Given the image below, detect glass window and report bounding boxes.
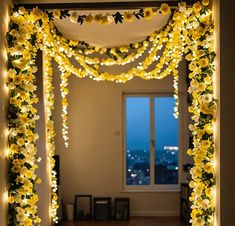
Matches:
[126,97,150,185]
[124,95,179,189]
[154,97,179,184]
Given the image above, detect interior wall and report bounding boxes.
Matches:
[212,0,220,225]
[53,59,189,216]
[35,52,51,226]
[219,1,235,226]
[0,1,11,225]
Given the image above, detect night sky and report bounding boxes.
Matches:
[126,97,178,151]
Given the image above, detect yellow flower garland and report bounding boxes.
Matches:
[7,1,216,225]
[44,53,59,223]
[50,3,170,25]
[8,9,41,225]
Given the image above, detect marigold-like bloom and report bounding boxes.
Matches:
[144,8,154,19]
[124,11,134,22]
[160,3,171,15]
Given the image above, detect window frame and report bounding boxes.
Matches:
[122,92,186,192]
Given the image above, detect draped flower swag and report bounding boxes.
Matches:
[7,0,216,225]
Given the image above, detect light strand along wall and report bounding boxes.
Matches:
[0,1,11,225]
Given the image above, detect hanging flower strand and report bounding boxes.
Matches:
[44,52,59,223]
[59,67,70,148]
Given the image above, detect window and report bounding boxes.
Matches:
[124,95,180,191]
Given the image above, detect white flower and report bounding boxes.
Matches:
[21,105,29,113]
[70,12,77,23]
[189,124,196,131]
[178,2,186,12]
[201,199,210,209]
[192,114,200,122]
[201,94,213,104]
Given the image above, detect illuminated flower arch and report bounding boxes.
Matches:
[7,0,216,225]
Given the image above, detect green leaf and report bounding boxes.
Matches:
[113,12,124,24]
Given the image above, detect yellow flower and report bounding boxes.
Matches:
[124,11,134,22]
[160,3,171,15]
[34,216,41,223]
[187,149,194,156]
[20,114,29,124]
[191,208,200,219]
[18,7,27,15]
[16,213,25,222]
[101,16,110,24]
[198,83,206,92]
[196,26,206,36]
[8,196,14,204]
[94,13,103,22]
[194,167,202,177]
[185,54,193,61]
[23,51,31,60]
[193,1,202,12]
[85,14,93,23]
[202,0,210,6]
[17,138,25,147]
[69,40,78,46]
[12,59,27,70]
[144,8,154,19]
[199,58,209,68]
[204,163,214,173]
[196,184,205,195]
[195,217,204,226]
[201,104,213,115]
[196,50,205,58]
[13,76,22,85]
[53,9,61,19]
[24,218,33,226]
[31,8,42,21]
[189,181,196,189]
[35,178,42,184]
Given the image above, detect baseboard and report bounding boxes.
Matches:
[130,210,180,217]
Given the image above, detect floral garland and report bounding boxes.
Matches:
[42,9,185,145]
[7,0,216,225]
[44,53,59,223]
[185,1,216,225]
[46,3,171,25]
[7,9,42,225]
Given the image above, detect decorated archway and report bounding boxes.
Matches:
[7,0,216,225]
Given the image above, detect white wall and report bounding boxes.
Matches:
[53,60,189,216]
[0,1,11,225]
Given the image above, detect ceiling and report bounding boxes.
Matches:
[15,0,171,47]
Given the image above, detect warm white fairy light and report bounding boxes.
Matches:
[44,52,59,222]
[59,67,70,148]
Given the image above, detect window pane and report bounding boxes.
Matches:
[154,97,179,184]
[126,97,150,185]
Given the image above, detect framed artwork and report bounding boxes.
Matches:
[74,195,92,220]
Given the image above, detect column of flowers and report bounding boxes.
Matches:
[7,8,42,225]
[185,1,216,225]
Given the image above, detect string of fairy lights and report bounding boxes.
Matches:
[7,0,216,225]
[44,52,59,223]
